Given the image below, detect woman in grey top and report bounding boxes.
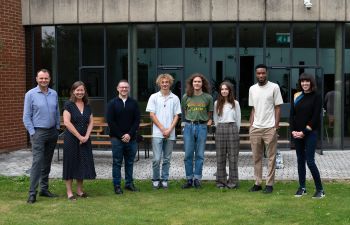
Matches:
[213,81,241,189]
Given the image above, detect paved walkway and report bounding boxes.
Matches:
[1,149,350,181]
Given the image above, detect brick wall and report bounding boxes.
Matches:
[0,0,27,152]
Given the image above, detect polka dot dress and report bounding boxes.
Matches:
[63,101,96,180]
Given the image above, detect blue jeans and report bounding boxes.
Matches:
[111,138,137,186]
[294,131,323,191]
[183,123,207,180]
[152,138,174,181]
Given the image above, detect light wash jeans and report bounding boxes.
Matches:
[152,137,174,181]
[183,123,207,180]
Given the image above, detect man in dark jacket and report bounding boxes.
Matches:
[106,80,140,194]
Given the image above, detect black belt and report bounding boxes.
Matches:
[34,127,55,130]
[185,120,207,124]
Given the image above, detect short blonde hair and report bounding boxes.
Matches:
[156,73,174,87]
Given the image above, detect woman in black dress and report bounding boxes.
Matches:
[63,81,96,200]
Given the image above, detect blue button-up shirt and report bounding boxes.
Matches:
[23,86,60,135]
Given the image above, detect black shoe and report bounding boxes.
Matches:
[125,184,140,192]
[39,191,58,198]
[312,190,325,199]
[114,185,123,195]
[193,179,201,189]
[294,187,307,197]
[249,184,262,192]
[263,185,273,194]
[182,179,193,189]
[27,195,36,204]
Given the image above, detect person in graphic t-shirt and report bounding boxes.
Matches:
[181,73,213,189]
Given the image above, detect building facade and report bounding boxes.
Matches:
[0,0,26,151]
[1,0,350,151]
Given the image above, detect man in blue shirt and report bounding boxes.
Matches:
[106,80,140,194]
[23,69,60,204]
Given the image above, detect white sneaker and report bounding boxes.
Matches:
[152,180,160,189]
[161,181,168,189]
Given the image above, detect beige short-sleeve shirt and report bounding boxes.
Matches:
[249,81,283,128]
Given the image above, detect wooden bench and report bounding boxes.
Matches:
[91,117,106,135]
[176,139,289,145]
[175,121,291,148]
[56,134,150,161]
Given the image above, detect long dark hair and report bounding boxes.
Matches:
[298,73,317,92]
[216,81,236,116]
[185,73,211,97]
[69,81,89,104]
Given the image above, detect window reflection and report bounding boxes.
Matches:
[82,26,104,66]
[320,23,340,148]
[158,24,183,98]
[344,23,350,147]
[266,23,290,66]
[239,23,263,110]
[137,24,156,102]
[212,23,237,101]
[29,22,349,149]
[33,26,55,88]
[106,25,128,101]
[57,26,79,109]
[185,24,209,80]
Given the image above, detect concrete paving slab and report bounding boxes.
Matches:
[1,149,350,181]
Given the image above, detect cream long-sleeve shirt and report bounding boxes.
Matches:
[213,100,241,131]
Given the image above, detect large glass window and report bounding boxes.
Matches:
[106,25,128,101]
[81,68,105,116]
[239,23,263,111]
[81,26,105,116]
[344,23,350,147]
[291,23,317,100]
[185,24,209,80]
[57,26,79,108]
[266,23,291,103]
[320,23,339,148]
[158,24,183,99]
[212,23,237,100]
[30,22,350,149]
[158,24,182,66]
[136,24,156,104]
[266,23,290,66]
[292,23,316,66]
[33,26,56,88]
[81,26,104,66]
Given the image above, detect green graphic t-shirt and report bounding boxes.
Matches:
[181,93,213,122]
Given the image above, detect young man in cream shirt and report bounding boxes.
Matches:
[248,64,283,194]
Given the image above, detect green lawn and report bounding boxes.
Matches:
[0,176,349,225]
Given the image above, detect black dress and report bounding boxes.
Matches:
[63,101,96,180]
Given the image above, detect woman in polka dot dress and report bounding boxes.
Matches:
[63,81,96,200]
